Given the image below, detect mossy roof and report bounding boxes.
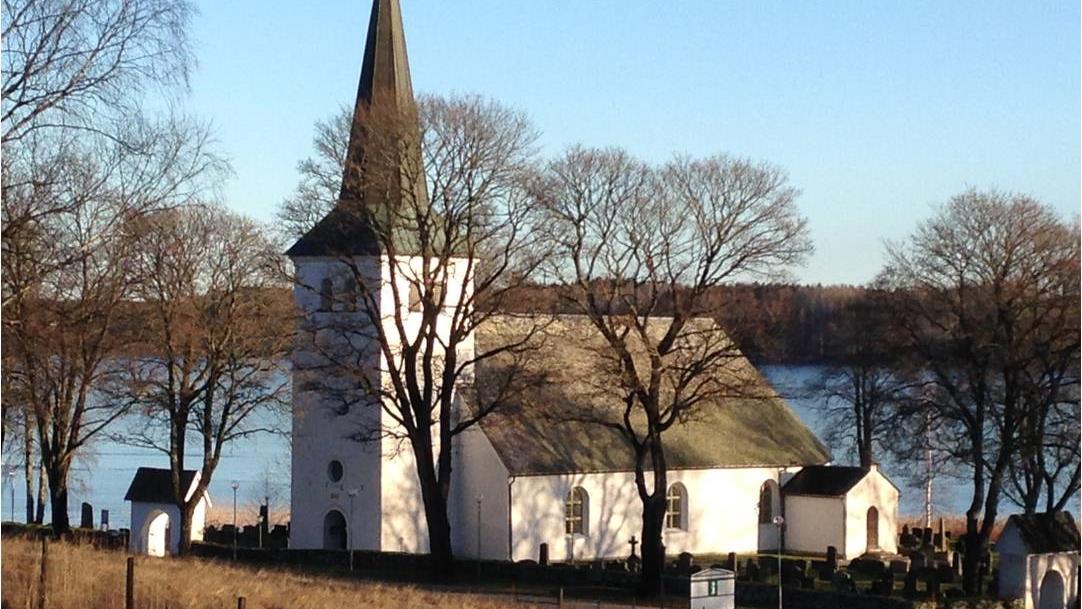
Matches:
[472,315,831,476]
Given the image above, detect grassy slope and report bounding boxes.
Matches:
[1,537,519,609]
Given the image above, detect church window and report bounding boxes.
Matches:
[665,483,687,530]
[758,481,775,524]
[327,460,344,482]
[342,276,357,312]
[320,278,334,312]
[565,487,588,536]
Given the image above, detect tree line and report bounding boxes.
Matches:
[2,0,1078,601]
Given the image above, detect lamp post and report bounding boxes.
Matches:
[772,515,785,609]
[231,481,240,560]
[347,489,358,571]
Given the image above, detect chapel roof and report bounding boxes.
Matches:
[471,315,832,476]
[781,465,870,496]
[1001,511,1080,554]
[124,467,198,504]
[286,0,426,258]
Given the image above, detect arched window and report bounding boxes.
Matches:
[665,483,687,530]
[342,276,357,312]
[758,482,774,524]
[565,487,588,536]
[319,278,334,311]
[322,510,347,550]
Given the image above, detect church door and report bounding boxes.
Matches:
[866,507,879,551]
[323,510,348,550]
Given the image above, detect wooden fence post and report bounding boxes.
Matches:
[237,596,247,609]
[126,556,135,609]
[37,537,48,609]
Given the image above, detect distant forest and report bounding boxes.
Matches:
[498,283,866,365]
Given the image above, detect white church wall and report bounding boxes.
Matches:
[783,495,844,556]
[290,257,384,551]
[509,467,790,562]
[843,468,899,557]
[376,255,474,554]
[449,424,510,560]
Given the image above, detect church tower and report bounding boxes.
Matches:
[286,0,473,552]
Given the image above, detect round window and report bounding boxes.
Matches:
[327,460,344,482]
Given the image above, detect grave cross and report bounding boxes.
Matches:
[628,536,638,558]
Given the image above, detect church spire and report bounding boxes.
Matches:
[286,0,423,258]
[339,0,418,204]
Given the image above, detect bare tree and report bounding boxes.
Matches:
[879,190,1079,594]
[118,204,290,553]
[276,106,351,241]
[2,0,195,144]
[291,94,545,572]
[806,292,920,467]
[533,147,812,595]
[2,120,227,533]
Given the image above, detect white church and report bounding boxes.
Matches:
[287,0,900,563]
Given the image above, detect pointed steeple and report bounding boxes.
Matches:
[287,0,423,258]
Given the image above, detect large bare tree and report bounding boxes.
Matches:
[879,190,1079,594]
[290,94,546,572]
[119,203,290,553]
[533,146,812,595]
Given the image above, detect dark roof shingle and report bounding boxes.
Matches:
[472,316,831,476]
[1004,511,1080,554]
[124,467,197,503]
[782,465,868,496]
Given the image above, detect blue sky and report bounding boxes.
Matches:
[186,1,1080,285]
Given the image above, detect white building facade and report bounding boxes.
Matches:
[125,468,210,557]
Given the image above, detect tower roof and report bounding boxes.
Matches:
[286,0,424,258]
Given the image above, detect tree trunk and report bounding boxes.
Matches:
[638,493,667,597]
[34,464,46,524]
[23,430,35,523]
[47,473,69,534]
[178,497,197,554]
[412,436,454,576]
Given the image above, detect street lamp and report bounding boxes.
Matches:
[347,488,359,571]
[231,481,240,560]
[772,515,785,609]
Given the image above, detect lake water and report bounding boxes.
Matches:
[1,365,976,529]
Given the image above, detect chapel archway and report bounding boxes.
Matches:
[866,506,879,551]
[144,510,171,557]
[323,510,348,550]
[1038,569,1065,609]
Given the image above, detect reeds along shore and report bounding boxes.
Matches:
[0,537,514,609]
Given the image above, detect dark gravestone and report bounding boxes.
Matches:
[725,551,736,571]
[937,517,946,551]
[627,554,641,573]
[80,502,93,529]
[747,561,761,582]
[890,559,910,575]
[677,552,694,574]
[259,504,269,535]
[781,563,803,588]
[826,545,838,569]
[902,524,910,537]
[782,558,807,576]
[539,542,549,566]
[933,533,943,549]
[926,571,940,597]
[100,509,109,530]
[832,571,856,594]
[922,527,933,547]
[935,563,955,584]
[903,571,918,599]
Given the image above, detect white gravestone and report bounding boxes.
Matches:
[689,568,735,609]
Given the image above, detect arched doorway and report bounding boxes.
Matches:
[757,480,781,552]
[323,510,348,550]
[866,507,879,551]
[1038,570,1065,609]
[144,510,171,557]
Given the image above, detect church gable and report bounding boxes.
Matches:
[470,315,831,476]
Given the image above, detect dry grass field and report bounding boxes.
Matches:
[0,537,521,609]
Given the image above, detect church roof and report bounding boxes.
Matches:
[471,315,832,476]
[124,467,198,504]
[286,0,426,258]
[1001,511,1080,554]
[781,465,869,496]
